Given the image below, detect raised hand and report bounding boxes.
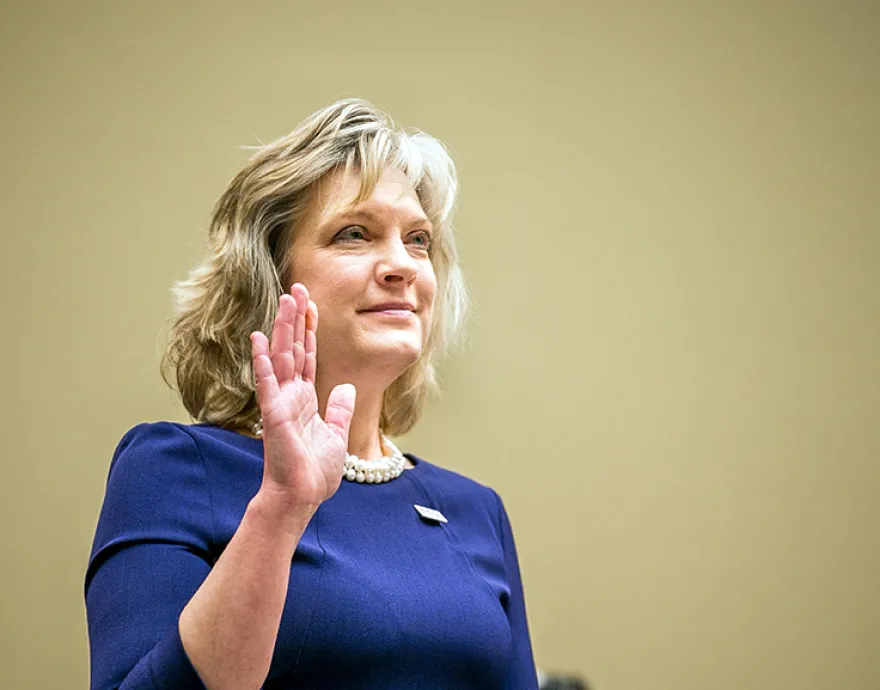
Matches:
[250,283,356,514]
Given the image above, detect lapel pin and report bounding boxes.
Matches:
[413,504,448,523]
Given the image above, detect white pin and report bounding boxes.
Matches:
[413,504,448,523]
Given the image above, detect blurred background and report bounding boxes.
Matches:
[2,1,878,688]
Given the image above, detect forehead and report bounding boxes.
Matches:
[308,166,425,224]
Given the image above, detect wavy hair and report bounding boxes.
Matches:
[161,98,468,437]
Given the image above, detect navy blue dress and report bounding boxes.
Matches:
[85,422,538,689]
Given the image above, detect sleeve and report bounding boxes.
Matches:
[84,422,214,690]
[493,490,540,690]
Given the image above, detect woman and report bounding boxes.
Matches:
[85,98,538,689]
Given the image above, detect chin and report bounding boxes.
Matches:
[366,332,423,368]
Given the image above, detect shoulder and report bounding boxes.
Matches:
[106,421,263,503]
[111,421,256,468]
[408,453,500,501]
[110,421,199,468]
[404,452,504,528]
[102,422,209,503]
[88,422,218,583]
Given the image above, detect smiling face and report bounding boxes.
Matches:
[288,166,437,385]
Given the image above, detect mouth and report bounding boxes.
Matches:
[361,308,415,319]
[359,302,417,313]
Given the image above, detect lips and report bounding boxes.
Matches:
[360,302,416,312]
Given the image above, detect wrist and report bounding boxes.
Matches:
[248,488,317,543]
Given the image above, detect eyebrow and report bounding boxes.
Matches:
[331,207,433,231]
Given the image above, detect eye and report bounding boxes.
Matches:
[408,230,434,251]
[334,225,368,242]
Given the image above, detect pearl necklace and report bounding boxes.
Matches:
[252,421,406,484]
[343,435,407,484]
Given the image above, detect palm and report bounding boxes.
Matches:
[251,285,356,511]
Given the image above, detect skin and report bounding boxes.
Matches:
[288,165,437,463]
[178,167,437,689]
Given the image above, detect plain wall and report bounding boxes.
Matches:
[1,1,878,688]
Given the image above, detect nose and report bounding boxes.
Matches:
[376,237,418,286]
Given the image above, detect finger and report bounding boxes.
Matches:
[290,284,308,378]
[324,383,356,443]
[251,331,280,407]
[306,298,319,332]
[302,300,318,383]
[270,294,296,384]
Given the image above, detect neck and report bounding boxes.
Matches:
[316,374,387,460]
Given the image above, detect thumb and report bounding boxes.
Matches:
[324,383,356,442]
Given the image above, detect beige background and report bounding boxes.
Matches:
[2,1,878,689]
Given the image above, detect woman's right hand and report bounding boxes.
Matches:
[250,283,356,517]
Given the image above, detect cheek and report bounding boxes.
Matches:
[420,263,438,301]
[419,269,438,329]
[297,257,363,304]
[422,307,435,336]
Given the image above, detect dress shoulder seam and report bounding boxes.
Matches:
[170,422,219,549]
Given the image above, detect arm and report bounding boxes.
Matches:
[87,286,355,689]
[177,491,311,689]
[85,424,313,690]
[494,491,540,690]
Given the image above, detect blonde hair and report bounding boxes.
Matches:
[161,98,468,436]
